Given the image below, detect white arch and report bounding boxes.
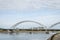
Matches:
[11,20,46,29]
[49,22,60,28]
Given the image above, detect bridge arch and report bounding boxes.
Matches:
[49,22,60,28]
[11,20,46,29]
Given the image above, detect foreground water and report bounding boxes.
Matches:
[0,32,55,40]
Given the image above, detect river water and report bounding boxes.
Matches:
[0,32,55,40]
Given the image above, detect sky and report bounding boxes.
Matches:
[0,0,60,29]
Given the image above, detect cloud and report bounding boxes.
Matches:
[0,0,60,10]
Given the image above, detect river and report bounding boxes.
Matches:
[0,32,55,40]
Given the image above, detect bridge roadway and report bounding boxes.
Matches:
[0,29,60,33]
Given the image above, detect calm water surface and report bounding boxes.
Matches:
[0,32,54,40]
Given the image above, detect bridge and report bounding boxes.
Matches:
[0,20,60,34]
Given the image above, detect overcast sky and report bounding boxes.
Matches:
[0,0,60,29]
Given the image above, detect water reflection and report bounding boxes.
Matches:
[0,32,54,40]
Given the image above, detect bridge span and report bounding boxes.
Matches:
[0,20,60,34]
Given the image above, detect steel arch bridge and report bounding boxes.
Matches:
[11,20,46,29]
[49,22,60,28]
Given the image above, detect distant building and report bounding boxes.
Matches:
[33,27,44,30]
